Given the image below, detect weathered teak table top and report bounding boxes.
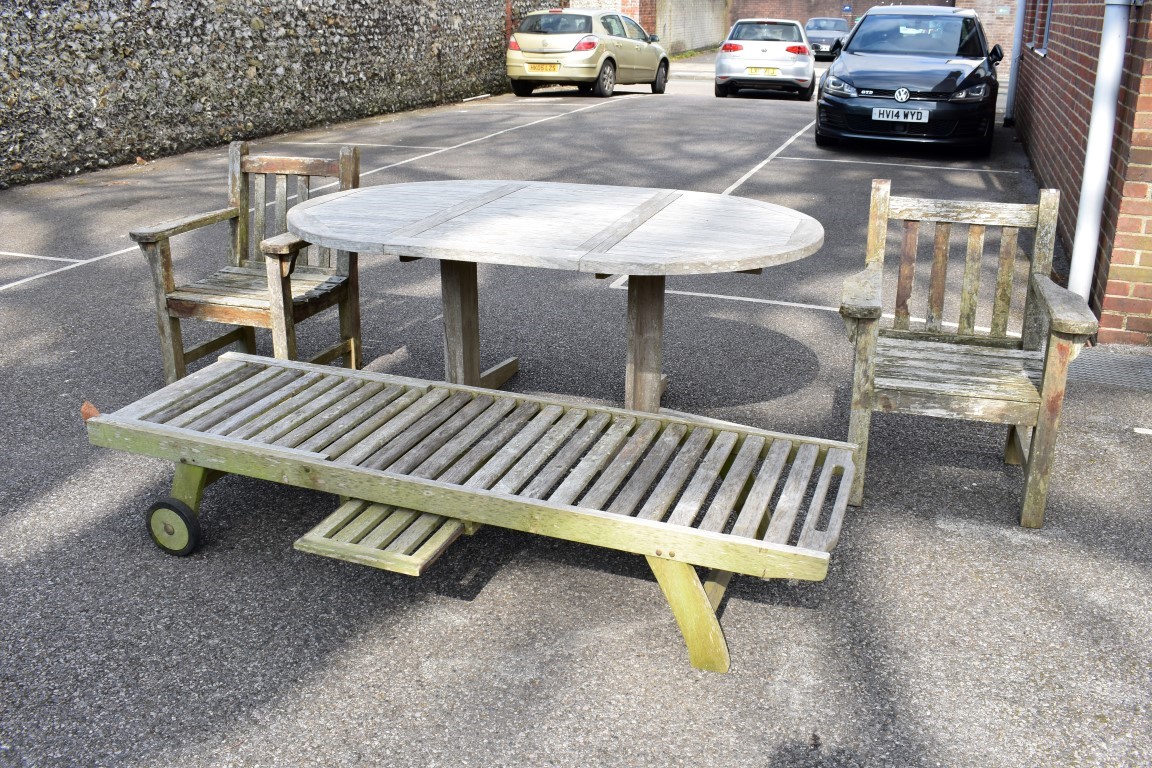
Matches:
[287,180,825,411]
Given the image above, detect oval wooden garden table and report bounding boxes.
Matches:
[286,180,824,412]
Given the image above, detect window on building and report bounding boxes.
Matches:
[1030,0,1055,53]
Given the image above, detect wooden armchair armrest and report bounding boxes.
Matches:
[840,265,883,320]
[261,232,310,278]
[130,206,239,243]
[260,232,310,256]
[1031,274,1099,337]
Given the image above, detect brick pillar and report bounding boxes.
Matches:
[1097,27,1152,345]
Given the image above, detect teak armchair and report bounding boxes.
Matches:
[840,179,1098,528]
[131,141,361,384]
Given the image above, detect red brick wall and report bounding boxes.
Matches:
[729,0,951,26]
[1015,1,1152,344]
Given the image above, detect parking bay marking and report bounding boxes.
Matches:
[6,98,638,292]
[775,156,1020,175]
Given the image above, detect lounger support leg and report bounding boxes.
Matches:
[170,463,223,514]
[647,556,730,673]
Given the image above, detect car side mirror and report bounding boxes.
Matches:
[831,39,843,58]
[649,34,660,42]
[989,44,1004,65]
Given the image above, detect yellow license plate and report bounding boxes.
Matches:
[746,67,780,76]
[527,63,560,73]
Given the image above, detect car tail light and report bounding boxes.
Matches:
[721,43,743,52]
[786,45,809,55]
[572,35,598,52]
[508,36,520,51]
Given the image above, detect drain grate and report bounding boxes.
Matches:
[1068,346,1152,391]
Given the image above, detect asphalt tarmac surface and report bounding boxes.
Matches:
[2,57,1150,767]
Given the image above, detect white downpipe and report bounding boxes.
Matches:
[1002,0,1028,125]
[1068,0,1135,299]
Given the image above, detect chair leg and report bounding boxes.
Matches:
[1004,425,1028,466]
[846,319,879,507]
[156,313,187,385]
[1019,333,1077,528]
[240,326,258,354]
[846,406,872,507]
[340,253,362,370]
[266,252,297,360]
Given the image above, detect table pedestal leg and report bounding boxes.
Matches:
[440,260,518,388]
[440,260,481,386]
[626,275,666,412]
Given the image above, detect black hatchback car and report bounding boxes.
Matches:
[814,6,1003,155]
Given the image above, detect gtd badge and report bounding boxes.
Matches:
[894,88,911,103]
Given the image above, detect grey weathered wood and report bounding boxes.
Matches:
[88,354,859,673]
[548,416,637,506]
[840,180,1098,527]
[287,179,824,410]
[132,140,361,384]
[606,422,686,516]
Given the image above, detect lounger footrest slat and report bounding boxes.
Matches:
[295,498,465,576]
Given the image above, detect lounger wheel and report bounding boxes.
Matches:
[146,498,202,556]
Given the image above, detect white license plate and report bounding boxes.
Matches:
[527,63,560,73]
[873,107,929,123]
[746,67,780,76]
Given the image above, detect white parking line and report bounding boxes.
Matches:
[1,251,82,263]
[775,156,1020,174]
[723,121,815,195]
[0,246,137,292]
[607,274,1021,335]
[4,98,638,293]
[293,142,449,150]
[358,95,638,180]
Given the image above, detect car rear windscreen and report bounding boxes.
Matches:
[806,18,850,32]
[519,14,592,34]
[731,22,802,43]
[847,15,986,57]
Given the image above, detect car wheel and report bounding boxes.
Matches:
[800,81,815,102]
[510,80,534,97]
[578,83,594,95]
[976,124,995,158]
[714,82,729,98]
[814,123,835,148]
[651,62,668,94]
[592,61,616,97]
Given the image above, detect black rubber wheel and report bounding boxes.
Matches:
[651,62,668,94]
[714,82,729,98]
[592,61,616,97]
[577,83,594,95]
[146,498,202,556]
[976,124,995,158]
[800,81,815,102]
[510,79,534,97]
[814,121,835,147]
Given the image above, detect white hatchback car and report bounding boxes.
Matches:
[715,18,816,100]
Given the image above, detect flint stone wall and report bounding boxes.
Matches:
[0,0,550,188]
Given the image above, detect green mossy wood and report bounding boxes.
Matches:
[88,353,856,672]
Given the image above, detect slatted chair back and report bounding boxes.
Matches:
[864,179,1059,351]
[229,142,360,275]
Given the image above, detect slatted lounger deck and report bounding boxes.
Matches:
[87,353,856,672]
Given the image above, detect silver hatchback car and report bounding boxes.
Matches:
[715,18,816,100]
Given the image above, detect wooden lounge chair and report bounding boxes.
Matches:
[840,179,1098,528]
[86,353,857,673]
[131,141,361,384]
